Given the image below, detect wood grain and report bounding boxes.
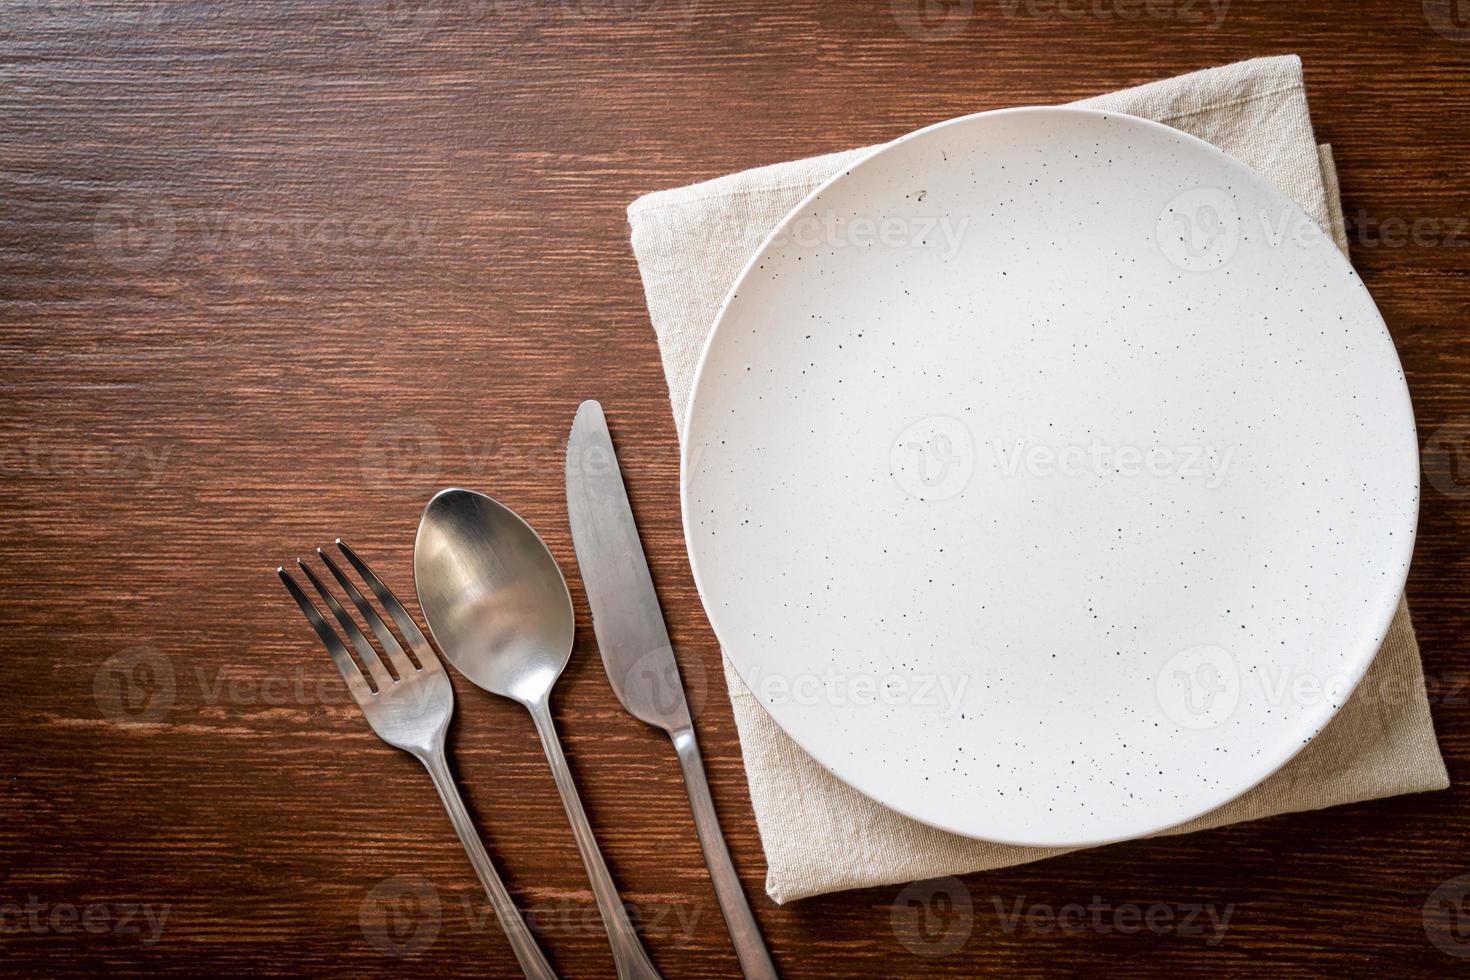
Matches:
[2,0,1468,976]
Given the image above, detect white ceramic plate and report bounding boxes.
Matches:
[680,108,1418,847]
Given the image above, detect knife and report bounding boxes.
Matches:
[565,399,778,980]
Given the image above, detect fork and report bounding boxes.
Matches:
[278,540,557,980]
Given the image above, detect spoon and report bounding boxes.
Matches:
[414,487,663,980]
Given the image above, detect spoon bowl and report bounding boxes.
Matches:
[414,487,574,705]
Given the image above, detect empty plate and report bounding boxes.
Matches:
[680,107,1417,846]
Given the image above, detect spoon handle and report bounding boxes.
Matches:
[527,699,663,980]
[419,746,559,980]
[670,726,778,979]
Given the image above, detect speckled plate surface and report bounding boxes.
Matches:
[680,107,1418,847]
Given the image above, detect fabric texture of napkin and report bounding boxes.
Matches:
[626,55,1449,904]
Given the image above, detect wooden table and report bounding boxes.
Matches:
[3,1,1468,975]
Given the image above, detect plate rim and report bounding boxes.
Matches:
[677,105,1420,846]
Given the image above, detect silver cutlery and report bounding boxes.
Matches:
[413,490,663,980]
[564,400,778,980]
[278,541,557,980]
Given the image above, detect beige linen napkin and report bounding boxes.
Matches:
[627,55,1449,904]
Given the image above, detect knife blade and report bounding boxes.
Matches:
[564,399,691,733]
[565,399,778,980]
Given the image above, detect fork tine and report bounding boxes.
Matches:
[278,566,375,702]
[296,558,396,688]
[317,547,421,677]
[336,540,440,671]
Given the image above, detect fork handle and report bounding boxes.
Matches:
[670,726,778,980]
[420,747,559,980]
[528,698,663,980]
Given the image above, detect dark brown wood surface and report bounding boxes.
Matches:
[3,0,1469,976]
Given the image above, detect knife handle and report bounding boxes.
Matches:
[671,726,779,980]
